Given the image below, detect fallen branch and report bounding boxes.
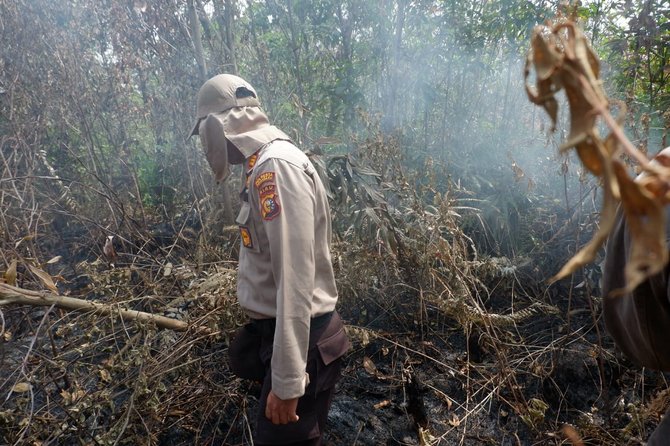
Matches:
[0,282,190,331]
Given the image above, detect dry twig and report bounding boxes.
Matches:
[0,283,192,332]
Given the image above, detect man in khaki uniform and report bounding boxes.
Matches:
[190,74,349,445]
[601,147,670,445]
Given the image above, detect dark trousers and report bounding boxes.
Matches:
[255,384,336,446]
[229,311,349,446]
[648,407,670,446]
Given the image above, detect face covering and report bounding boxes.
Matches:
[191,74,291,183]
[199,113,231,183]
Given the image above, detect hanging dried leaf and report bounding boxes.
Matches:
[526,18,670,290]
[550,142,620,283]
[615,162,668,292]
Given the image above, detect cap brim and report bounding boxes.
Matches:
[187,118,202,140]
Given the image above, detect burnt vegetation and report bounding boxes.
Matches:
[1,1,670,445]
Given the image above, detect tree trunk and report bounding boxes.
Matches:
[193,0,235,226]
[383,0,406,132]
[189,0,207,81]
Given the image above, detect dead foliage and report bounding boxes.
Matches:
[2,111,666,445]
[0,254,249,445]
[525,16,670,293]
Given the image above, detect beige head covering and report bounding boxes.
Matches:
[190,74,290,182]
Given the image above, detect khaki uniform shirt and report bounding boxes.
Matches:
[236,139,338,400]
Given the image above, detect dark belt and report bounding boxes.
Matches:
[251,311,334,338]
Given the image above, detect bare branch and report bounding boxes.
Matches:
[0,283,194,332]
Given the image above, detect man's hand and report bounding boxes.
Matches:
[265,390,299,425]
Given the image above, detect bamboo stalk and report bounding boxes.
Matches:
[0,283,190,331]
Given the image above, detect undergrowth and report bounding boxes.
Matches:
[0,130,667,445]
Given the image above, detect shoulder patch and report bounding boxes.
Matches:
[254,171,275,188]
[240,226,253,248]
[254,171,281,220]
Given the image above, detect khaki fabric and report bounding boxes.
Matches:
[190,74,262,137]
[220,106,290,159]
[191,74,290,182]
[236,139,339,400]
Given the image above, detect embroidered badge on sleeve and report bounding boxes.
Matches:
[254,172,281,221]
[240,226,253,248]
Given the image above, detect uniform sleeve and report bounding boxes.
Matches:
[253,158,315,399]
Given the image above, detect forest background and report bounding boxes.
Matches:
[1,0,669,445]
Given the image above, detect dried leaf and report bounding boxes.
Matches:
[527,22,606,154]
[373,400,391,410]
[103,236,116,260]
[46,256,62,264]
[61,388,86,404]
[11,382,31,393]
[344,326,371,347]
[418,426,436,446]
[360,330,370,347]
[526,19,669,290]
[313,137,340,145]
[363,356,378,376]
[60,389,71,403]
[524,48,559,129]
[448,413,460,427]
[163,262,173,277]
[14,234,34,249]
[572,139,604,175]
[4,260,17,286]
[531,28,562,81]
[511,162,525,181]
[550,147,619,283]
[615,162,667,292]
[27,265,58,293]
[562,424,585,446]
[435,390,453,410]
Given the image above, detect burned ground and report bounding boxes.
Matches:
[1,217,668,446]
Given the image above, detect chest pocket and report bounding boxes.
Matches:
[236,201,261,253]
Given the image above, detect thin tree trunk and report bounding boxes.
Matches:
[383,0,406,132]
[189,0,207,81]
[224,0,238,74]
[193,0,235,225]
